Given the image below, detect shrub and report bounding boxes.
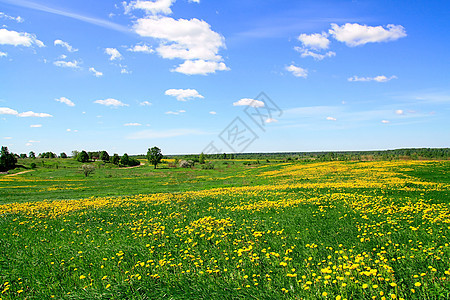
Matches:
[30,162,37,169]
[201,163,214,170]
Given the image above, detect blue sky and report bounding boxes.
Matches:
[0,0,449,155]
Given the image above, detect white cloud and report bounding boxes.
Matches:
[0,107,52,117]
[30,124,42,128]
[55,97,75,107]
[209,111,217,115]
[395,109,404,115]
[285,64,308,78]
[326,116,337,121]
[54,60,81,68]
[66,129,78,132]
[18,111,53,117]
[173,60,229,75]
[140,101,152,106]
[127,44,154,53]
[298,32,330,50]
[0,28,44,47]
[165,88,204,101]
[133,16,228,75]
[295,48,336,60]
[165,110,186,115]
[265,118,278,123]
[0,51,7,57]
[0,12,24,23]
[329,23,406,47]
[0,107,19,115]
[124,0,176,15]
[124,122,142,126]
[127,128,205,139]
[105,47,122,60]
[4,137,12,139]
[54,39,78,52]
[233,98,265,108]
[89,67,103,77]
[348,75,397,82]
[381,120,390,124]
[120,65,131,74]
[94,98,128,107]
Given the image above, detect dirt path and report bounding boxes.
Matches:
[121,162,145,169]
[6,170,35,176]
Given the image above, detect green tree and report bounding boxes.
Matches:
[110,154,120,165]
[20,153,27,159]
[76,150,89,163]
[29,151,36,159]
[99,151,110,163]
[60,152,67,159]
[147,146,163,169]
[199,152,206,164]
[120,153,130,166]
[0,146,17,172]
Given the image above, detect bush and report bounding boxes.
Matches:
[179,160,194,168]
[201,163,214,170]
[30,162,37,169]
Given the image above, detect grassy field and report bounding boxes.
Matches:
[1,159,449,299]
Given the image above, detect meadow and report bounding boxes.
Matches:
[1,159,449,299]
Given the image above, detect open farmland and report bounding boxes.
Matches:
[1,160,450,299]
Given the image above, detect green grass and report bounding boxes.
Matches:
[0,160,449,299]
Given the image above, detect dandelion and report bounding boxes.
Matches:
[414,282,421,287]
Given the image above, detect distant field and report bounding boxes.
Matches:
[1,160,449,299]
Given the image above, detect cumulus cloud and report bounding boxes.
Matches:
[0,12,24,23]
[105,47,122,60]
[0,51,7,57]
[54,39,78,52]
[94,98,128,107]
[89,67,103,77]
[140,101,152,106]
[326,116,337,121]
[124,0,176,15]
[127,44,154,53]
[395,109,404,115]
[233,98,265,108]
[0,28,44,47]
[30,124,42,128]
[298,32,330,50]
[285,64,308,78]
[54,60,81,69]
[381,120,390,124]
[329,23,406,47]
[172,60,229,75]
[209,111,217,115]
[165,89,204,101]
[165,110,185,115]
[55,97,75,107]
[133,16,228,75]
[348,75,397,82]
[124,122,142,126]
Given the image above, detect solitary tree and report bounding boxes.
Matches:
[77,150,89,163]
[81,164,95,177]
[29,151,36,159]
[147,146,163,169]
[20,153,27,159]
[0,146,17,172]
[60,152,67,159]
[199,152,206,164]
